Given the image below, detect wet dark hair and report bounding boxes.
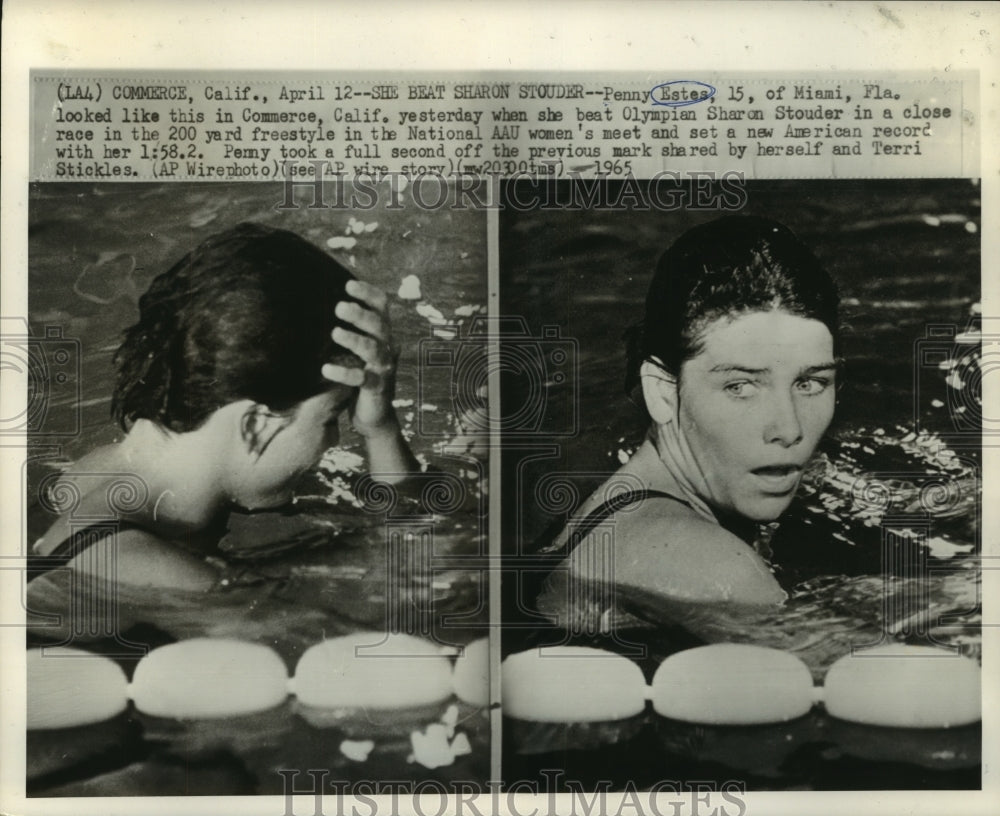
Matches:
[112,222,360,432]
[624,215,839,393]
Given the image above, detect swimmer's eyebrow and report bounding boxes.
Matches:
[708,364,769,375]
[708,361,838,376]
[798,362,839,375]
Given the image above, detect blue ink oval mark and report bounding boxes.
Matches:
[649,80,716,108]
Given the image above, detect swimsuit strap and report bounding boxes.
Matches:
[509,489,695,648]
[27,521,142,583]
[540,488,692,559]
[571,488,686,542]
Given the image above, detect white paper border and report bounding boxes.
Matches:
[2,2,997,814]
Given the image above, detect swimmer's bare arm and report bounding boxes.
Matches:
[559,505,879,673]
[39,526,219,591]
[565,507,786,609]
[322,279,420,484]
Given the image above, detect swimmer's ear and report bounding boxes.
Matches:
[239,403,290,459]
[640,359,678,424]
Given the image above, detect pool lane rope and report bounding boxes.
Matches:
[27,633,489,730]
[501,643,981,729]
[27,637,979,731]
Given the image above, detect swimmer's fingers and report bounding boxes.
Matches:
[345,279,389,316]
[335,299,392,345]
[321,362,366,388]
[332,327,395,375]
[330,283,402,438]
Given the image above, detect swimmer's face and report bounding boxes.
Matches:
[232,386,355,510]
[677,310,836,522]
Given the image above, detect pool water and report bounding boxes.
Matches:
[22,178,986,792]
[498,179,981,789]
[25,182,489,794]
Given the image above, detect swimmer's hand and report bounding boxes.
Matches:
[323,280,399,437]
[323,280,419,481]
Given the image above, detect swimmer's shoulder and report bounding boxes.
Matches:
[38,523,219,591]
[33,443,133,543]
[34,449,146,554]
[34,458,219,591]
[100,526,219,590]
[566,496,785,607]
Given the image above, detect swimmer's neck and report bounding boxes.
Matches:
[620,437,686,497]
[107,417,233,532]
[627,435,759,544]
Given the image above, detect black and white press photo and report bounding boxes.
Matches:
[2,7,996,815]
[499,178,982,792]
[22,180,490,795]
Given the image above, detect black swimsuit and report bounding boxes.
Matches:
[502,489,698,654]
[26,522,143,583]
[543,486,758,555]
[538,488,692,558]
[513,490,691,620]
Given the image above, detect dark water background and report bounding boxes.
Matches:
[499,179,982,790]
[21,179,985,793]
[25,182,489,794]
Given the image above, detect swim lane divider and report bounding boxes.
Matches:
[27,637,979,730]
[27,633,489,730]
[501,643,981,729]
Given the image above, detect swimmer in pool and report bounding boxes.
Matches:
[537,215,840,631]
[30,223,420,591]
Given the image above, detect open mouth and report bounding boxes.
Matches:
[750,464,803,493]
